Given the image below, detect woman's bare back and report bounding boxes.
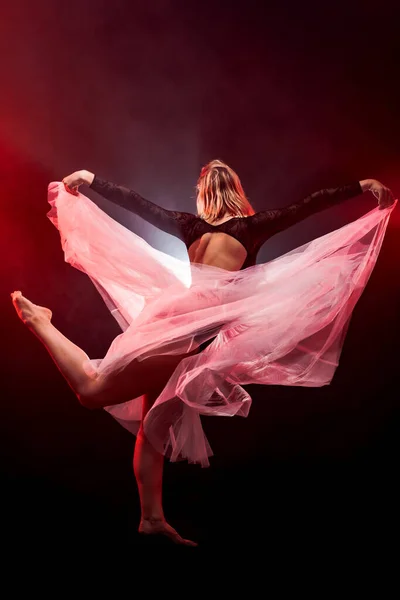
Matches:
[187,217,248,272]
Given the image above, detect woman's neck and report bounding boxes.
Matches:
[203,212,241,225]
[206,217,233,225]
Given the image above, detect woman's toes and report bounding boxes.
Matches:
[11,292,52,326]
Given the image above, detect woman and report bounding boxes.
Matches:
[11,160,396,546]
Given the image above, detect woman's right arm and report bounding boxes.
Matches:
[61,170,191,239]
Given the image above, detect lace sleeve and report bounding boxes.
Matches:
[89,176,194,240]
[248,182,363,244]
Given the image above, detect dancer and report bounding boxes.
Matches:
[12,160,395,545]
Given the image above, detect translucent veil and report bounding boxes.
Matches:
[47,182,396,466]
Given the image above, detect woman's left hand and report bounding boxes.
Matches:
[361,179,396,209]
[62,170,94,196]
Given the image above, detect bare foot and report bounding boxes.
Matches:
[139,518,198,547]
[11,291,52,330]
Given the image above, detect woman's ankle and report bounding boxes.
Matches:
[140,513,165,524]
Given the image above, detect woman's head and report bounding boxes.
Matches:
[196,159,255,222]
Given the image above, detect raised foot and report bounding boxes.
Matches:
[139,518,198,547]
[11,291,52,328]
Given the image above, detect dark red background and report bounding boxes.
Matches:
[1,0,399,559]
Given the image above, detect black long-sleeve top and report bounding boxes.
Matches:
[89,176,363,270]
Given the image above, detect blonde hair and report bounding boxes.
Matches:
[196,159,255,223]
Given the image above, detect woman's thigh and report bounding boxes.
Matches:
[82,344,201,409]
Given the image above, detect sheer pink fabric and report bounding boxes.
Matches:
[47,182,396,466]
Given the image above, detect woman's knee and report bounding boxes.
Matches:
[77,381,109,410]
[78,391,98,410]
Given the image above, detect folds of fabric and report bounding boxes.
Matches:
[47,182,396,466]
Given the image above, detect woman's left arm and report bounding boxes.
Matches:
[249,178,395,244]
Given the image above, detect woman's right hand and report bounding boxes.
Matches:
[360,178,395,209]
[62,170,94,195]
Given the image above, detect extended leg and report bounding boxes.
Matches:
[11,291,95,396]
[11,291,198,409]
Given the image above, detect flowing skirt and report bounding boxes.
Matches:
[47,182,396,466]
